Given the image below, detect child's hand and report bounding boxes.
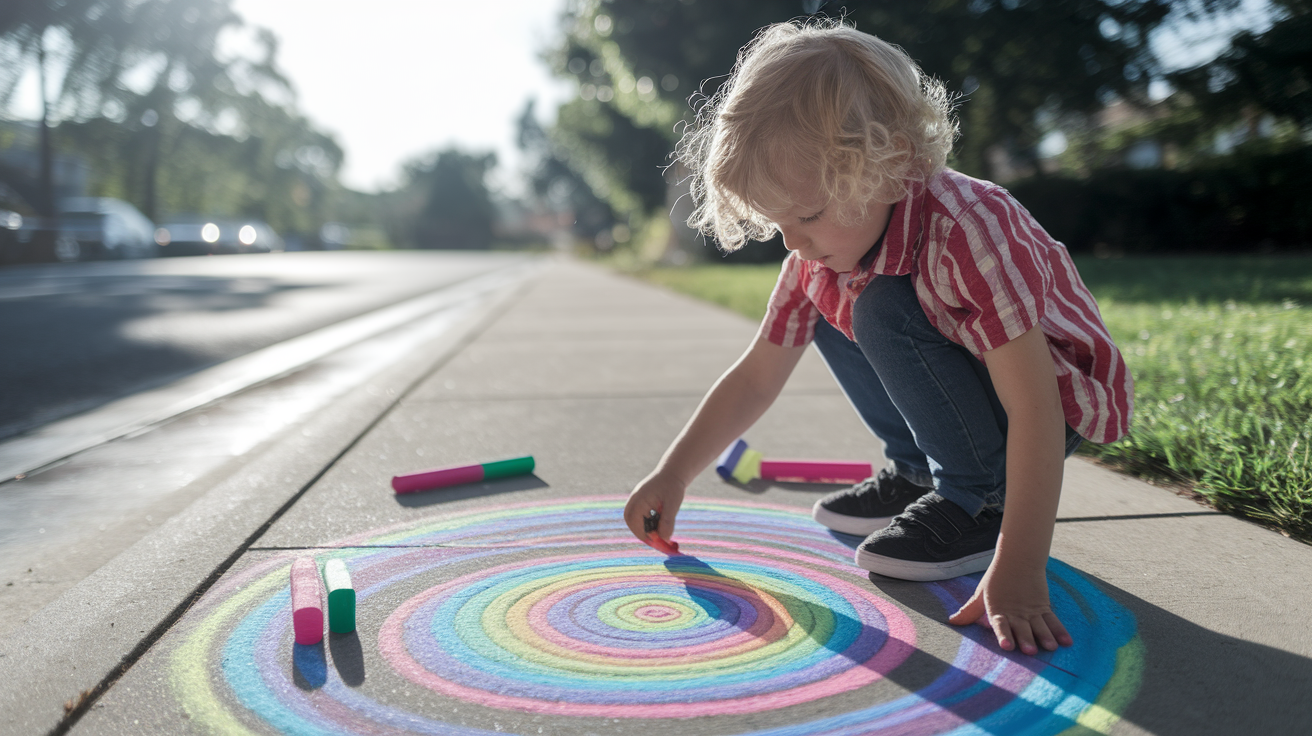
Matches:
[947,558,1073,655]
[625,471,686,547]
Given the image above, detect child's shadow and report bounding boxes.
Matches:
[660,555,1053,721]
[864,560,1312,735]
[662,550,1312,734]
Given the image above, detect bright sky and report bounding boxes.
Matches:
[228,0,573,193]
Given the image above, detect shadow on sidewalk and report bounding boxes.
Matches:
[868,562,1312,735]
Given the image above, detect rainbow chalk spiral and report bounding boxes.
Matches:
[168,497,1143,735]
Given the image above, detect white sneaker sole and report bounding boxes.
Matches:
[855,547,995,582]
[811,499,895,536]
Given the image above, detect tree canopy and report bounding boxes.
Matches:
[1170,0,1312,127]
[0,0,342,236]
[541,0,1243,233]
[395,149,498,250]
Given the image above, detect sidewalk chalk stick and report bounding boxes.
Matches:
[646,532,680,556]
[640,510,679,555]
[715,438,870,484]
[481,456,536,481]
[732,449,763,484]
[290,557,324,645]
[760,459,873,484]
[714,439,748,480]
[391,455,535,493]
[715,438,763,483]
[322,559,355,634]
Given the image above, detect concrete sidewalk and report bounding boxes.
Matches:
[8,259,1312,735]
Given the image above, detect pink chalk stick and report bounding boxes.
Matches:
[391,464,485,494]
[760,459,872,484]
[290,557,324,645]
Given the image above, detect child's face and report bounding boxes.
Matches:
[770,188,893,273]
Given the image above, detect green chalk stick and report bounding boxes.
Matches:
[322,558,355,634]
[481,455,535,481]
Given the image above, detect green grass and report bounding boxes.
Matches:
[628,257,1312,540]
[642,264,782,322]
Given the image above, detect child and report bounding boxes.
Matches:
[623,20,1133,656]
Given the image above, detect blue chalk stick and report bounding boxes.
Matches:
[715,439,748,480]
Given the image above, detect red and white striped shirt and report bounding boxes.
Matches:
[762,168,1133,444]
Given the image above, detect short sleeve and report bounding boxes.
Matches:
[942,187,1055,353]
[761,253,821,347]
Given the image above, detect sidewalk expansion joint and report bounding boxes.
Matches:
[49,267,536,736]
[1056,510,1223,523]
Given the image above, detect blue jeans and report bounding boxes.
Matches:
[812,274,1082,516]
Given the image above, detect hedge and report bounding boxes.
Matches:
[1007,146,1312,254]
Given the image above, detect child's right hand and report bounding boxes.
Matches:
[624,470,686,548]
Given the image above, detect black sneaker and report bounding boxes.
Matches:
[855,492,1001,581]
[811,468,931,536]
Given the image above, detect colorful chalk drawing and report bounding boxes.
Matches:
[167,497,1143,735]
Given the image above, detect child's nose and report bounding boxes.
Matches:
[779,226,805,251]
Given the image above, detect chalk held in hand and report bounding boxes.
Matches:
[322,559,355,634]
[392,455,535,494]
[716,439,872,484]
[643,509,680,555]
[290,557,324,645]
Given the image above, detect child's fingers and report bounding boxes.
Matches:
[1027,615,1059,652]
[1043,612,1074,647]
[623,496,653,541]
[990,614,1017,652]
[1005,616,1039,655]
[657,496,682,542]
[947,594,984,627]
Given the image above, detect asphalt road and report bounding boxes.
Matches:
[0,250,524,440]
[0,249,535,636]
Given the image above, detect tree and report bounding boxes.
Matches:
[0,0,140,214]
[1,0,347,243]
[516,99,616,241]
[1170,0,1312,128]
[0,1,305,218]
[544,0,1242,228]
[398,149,498,250]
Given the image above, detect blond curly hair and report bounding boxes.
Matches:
[678,20,957,251]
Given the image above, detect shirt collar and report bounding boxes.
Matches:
[868,180,928,277]
[822,180,927,292]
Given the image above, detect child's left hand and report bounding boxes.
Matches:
[947,558,1073,655]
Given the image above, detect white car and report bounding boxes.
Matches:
[56,197,158,260]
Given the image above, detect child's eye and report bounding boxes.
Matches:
[799,211,823,223]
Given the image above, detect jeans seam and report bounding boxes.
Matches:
[901,317,1004,510]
